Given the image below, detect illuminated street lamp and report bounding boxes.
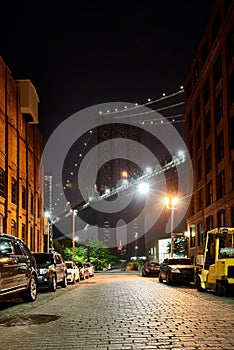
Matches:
[162,196,179,257]
[121,170,128,178]
[138,182,149,194]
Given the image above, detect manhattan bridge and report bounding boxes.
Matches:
[44,88,193,259]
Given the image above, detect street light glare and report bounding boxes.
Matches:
[138,182,149,194]
[162,196,179,209]
[121,170,128,178]
[172,197,179,207]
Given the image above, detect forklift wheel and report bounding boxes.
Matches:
[216,282,227,297]
[196,278,205,292]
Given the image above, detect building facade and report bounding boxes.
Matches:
[0,57,44,252]
[184,0,234,263]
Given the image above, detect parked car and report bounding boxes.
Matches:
[159,257,197,285]
[65,261,80,284]
[76,262,89,280]
[142,261,160,277]
[33,252,67,292]
[84,262,95,277]
[0,233,37,302]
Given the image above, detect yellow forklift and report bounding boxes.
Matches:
[196,227,234,296]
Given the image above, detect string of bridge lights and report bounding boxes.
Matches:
[52,87,185,212]
[98,86,184,117]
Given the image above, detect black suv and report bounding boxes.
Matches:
[159,257,197,285]
[33,252,67,292]
[0,233,38,302]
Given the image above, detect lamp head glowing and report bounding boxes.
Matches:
[138,182,149,194]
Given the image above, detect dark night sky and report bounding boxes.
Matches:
[1,1,216,144]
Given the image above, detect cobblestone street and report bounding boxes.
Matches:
[0,272,234,350]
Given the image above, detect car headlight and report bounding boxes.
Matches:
[171,268,181,273]
[39,268,49,274]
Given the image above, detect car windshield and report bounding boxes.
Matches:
[168,258,192,265]
[66,263,73,269]
[34,254,53,265]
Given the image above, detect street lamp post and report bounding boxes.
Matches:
[163,196,179,257]
[72,209,77,258]
[44,211,51,253]
[84,224,90,261]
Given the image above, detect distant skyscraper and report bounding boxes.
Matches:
[44,174,53,214]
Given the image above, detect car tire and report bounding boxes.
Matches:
[159,274,163,283]
[22,275,37,302]
[166,273,172,285]
[49,275,57,292]
[61,274,67,288]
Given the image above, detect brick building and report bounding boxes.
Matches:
[0,57,44,252]
[184,0,234,262]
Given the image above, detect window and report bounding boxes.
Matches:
[188,111,192,130]
[197,157,202,181]
[22,223,26,242]
[206,146,212,173]
[203,77,210,105]
[206,216,213,231]
[205,111,211,138]
[216,92,223,123]
[30,226,34,251]
[198,189,202,211]
[0,214,3,233]
[197,222,204,246]
[22,186,26,210]
[231,206,234,227]
[195,95,200,118]
[189,197,194,216]
[11,178,17,204]
[30,193,34,215]
[217,210,226,227]
[197,126,201,150]
[217,170,225,199]
[190,226,196,248]
[232,162,234,191]
[217,131,224,163]
[37,197,40,218]
[189,139,193,159]
[230,71,234,105]
[206,181,213,206]
[231,117,234,149]
[0,168,5,198]
[227,28,234,64]
[11,220,16,236]
[214,54,222,86]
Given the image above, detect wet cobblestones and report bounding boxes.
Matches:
[0,273,234,349]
